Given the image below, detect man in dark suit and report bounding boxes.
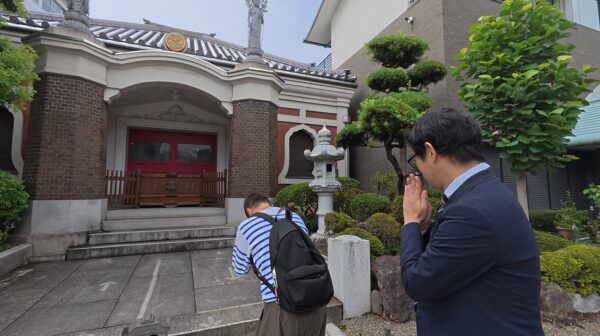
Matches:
[401,108,544,335]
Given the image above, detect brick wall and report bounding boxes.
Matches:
[22,74,107,200]
[229,100,278,197]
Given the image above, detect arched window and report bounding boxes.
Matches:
[0,107,16,173]
[286,130,314,178]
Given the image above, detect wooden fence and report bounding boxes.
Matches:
[105,169,227,209]
[106,169,141,209]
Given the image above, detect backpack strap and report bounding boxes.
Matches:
[249,212,278,298]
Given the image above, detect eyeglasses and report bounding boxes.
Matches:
[407,154,418,170]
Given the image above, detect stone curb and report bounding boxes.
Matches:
[326,323,347,336]
[0,243,32,278]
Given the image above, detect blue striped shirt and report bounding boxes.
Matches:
[231,207,307,303]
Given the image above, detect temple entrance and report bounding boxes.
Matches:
[105,128,225,208]
[127,129,217,174]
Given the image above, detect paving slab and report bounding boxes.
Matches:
[192,256,256,289]
[195,281,261,312]
[58,326,126,336]
[106,272,195,327]
[190,248,231,261]
[0,288,48,332]
[32,267,133,309]
[0,299,117,336]
[0,260,83,291]
[77,255,141,273]
[131,252,191,278]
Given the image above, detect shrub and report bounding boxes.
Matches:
[371,173,398,200]
[350,193,391,222]
[336,122,366,148]
[367,68,409,92]
[407,60,448,89]
[0,172,29,249]
[336,228,384,258]
[529,209,559,233]
[366,33,428,68]
[301,215,318,234]
[391,188,443,224]
[391,195,404,224]
[337,176,361,190]
[388,91,433,113]
[534,230,573,253]
[556,192,588,231]
[334,187,363,214]
[540,244,600,296]
[583,183,600,209]
[275,183,317,217]
[366,213,401,255]
[325,212,357,234]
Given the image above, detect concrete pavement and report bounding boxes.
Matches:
[0,249,260,336]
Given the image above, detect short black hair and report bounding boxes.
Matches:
[243,193,272,211]
[407,108,484,163]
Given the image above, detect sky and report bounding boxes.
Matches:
[89,0,331,65]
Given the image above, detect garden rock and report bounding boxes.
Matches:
[573,293,600,314]
[371,290,383,315]
[540,282,575,318]
[371,255,414,322]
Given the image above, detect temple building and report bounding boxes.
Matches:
[0,4,356,260]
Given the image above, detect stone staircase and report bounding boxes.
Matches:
[66,208,235,260]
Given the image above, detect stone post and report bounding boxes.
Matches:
[328,235,371,318]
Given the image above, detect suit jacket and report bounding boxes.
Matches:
[401,169,544,336]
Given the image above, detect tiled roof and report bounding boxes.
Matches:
[569,85,600,148]
[1,11,356,84]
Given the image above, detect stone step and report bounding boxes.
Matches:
[168,298,343,336]
[88,226,235,245]
[106,207,225,221]
[65,237,234,260]
[102,215,227,231]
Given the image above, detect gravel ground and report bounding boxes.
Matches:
[338,314,600,336]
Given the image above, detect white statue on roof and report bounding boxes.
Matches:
[61,0,91,33]
[245,0,268,64]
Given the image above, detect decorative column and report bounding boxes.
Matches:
[226,66,284,225]
[16,3,110,260]
[304,126,345,240]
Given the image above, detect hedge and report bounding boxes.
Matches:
[540,244,600,296]
[350,193,391,222]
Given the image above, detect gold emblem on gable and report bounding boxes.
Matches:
[164,32,187,52]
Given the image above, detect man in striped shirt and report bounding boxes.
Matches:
[231,193,328,335]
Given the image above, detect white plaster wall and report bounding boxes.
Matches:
[571,0,600,31]
[331,0,410,69]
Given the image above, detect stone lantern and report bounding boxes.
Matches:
[304,126,345,239]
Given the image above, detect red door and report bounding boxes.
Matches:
[127,129,217,174]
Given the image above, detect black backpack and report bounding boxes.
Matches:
[250,210,334,313]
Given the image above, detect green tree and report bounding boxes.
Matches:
[452,0,597,214]
[0,0,38,109]
[337,34,447,195]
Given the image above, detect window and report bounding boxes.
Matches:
[177,144,213,163]
[129,142,171,162]
[0,107,16,173]
[286,131,314,178]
